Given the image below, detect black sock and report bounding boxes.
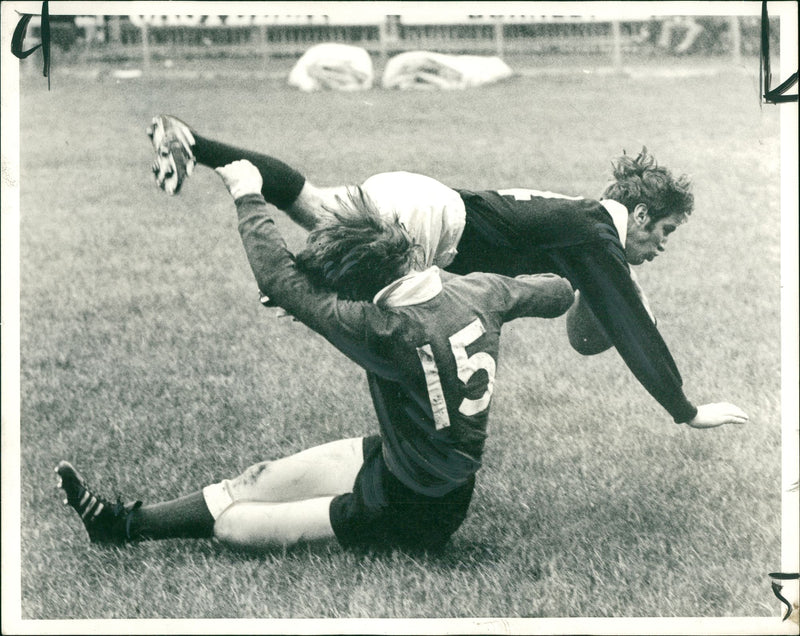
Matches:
[192,133,306,210]
[127,490,215,541]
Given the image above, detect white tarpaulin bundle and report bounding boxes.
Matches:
[382,51,513,90]
[288,43,374,92]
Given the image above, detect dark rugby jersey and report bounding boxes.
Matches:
[234,193,573,496]
[450,188,697,424]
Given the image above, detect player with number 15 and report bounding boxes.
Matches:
[57,160,574,551]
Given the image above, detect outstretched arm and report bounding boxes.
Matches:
[501,273,575,321]
[192,131,346,231]
[216,160,408,383]
[214,160,361,336]
[553,243,749,427]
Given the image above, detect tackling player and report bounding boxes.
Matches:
[146,115,748,429]
[57,160,576,551]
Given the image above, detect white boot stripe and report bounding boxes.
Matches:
[79,491,90,507]
[81,496,97,519]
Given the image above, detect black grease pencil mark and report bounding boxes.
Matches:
[760,0,797,104]
[10,1,51,90]
[769,572,799,621]
[11,14,39,58]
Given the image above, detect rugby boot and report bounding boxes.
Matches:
[147,114,196,195]
[55,460,141,544]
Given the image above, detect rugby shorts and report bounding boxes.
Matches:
[360,172,466,269]
[329,435,475,551]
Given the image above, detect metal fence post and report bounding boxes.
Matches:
[378,17,388,66]
[108,15,121,44]
[258,24,270,64]
[494,18,504,58]
[141,21,150,73]
[611,20,622,72]
[729,15,742,65]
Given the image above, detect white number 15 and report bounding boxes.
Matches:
[416,318,496,430]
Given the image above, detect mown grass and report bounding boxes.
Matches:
[14,59,782,623]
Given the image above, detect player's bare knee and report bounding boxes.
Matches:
[213,503,291,551]
[292,183,348,230]
[213,506,239,547]
[232,460,273,489]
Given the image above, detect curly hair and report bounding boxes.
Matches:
[294,187,423,301]
[602,147,694,223]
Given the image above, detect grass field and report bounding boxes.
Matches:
[11,55,785,625]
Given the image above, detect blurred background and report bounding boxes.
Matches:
[20,7,780,79]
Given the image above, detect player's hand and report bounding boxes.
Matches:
[687,402,749,429]
[215,160,263,200]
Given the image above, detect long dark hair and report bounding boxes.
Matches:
[295,187,423,301]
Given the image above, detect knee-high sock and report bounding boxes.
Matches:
[127,491,215,540]
[192,133,306,210]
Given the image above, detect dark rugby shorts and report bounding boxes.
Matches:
[329,435,475,551]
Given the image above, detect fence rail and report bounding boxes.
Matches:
[31,14,773,70]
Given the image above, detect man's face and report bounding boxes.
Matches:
[625,206,686,266]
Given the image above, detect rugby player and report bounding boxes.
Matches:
[57,160,576,551]
[146,115,748,429]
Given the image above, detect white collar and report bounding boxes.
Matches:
[601,199,629,247]
[373,266,443,308]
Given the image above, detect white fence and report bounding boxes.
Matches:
[32,13,766,70]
